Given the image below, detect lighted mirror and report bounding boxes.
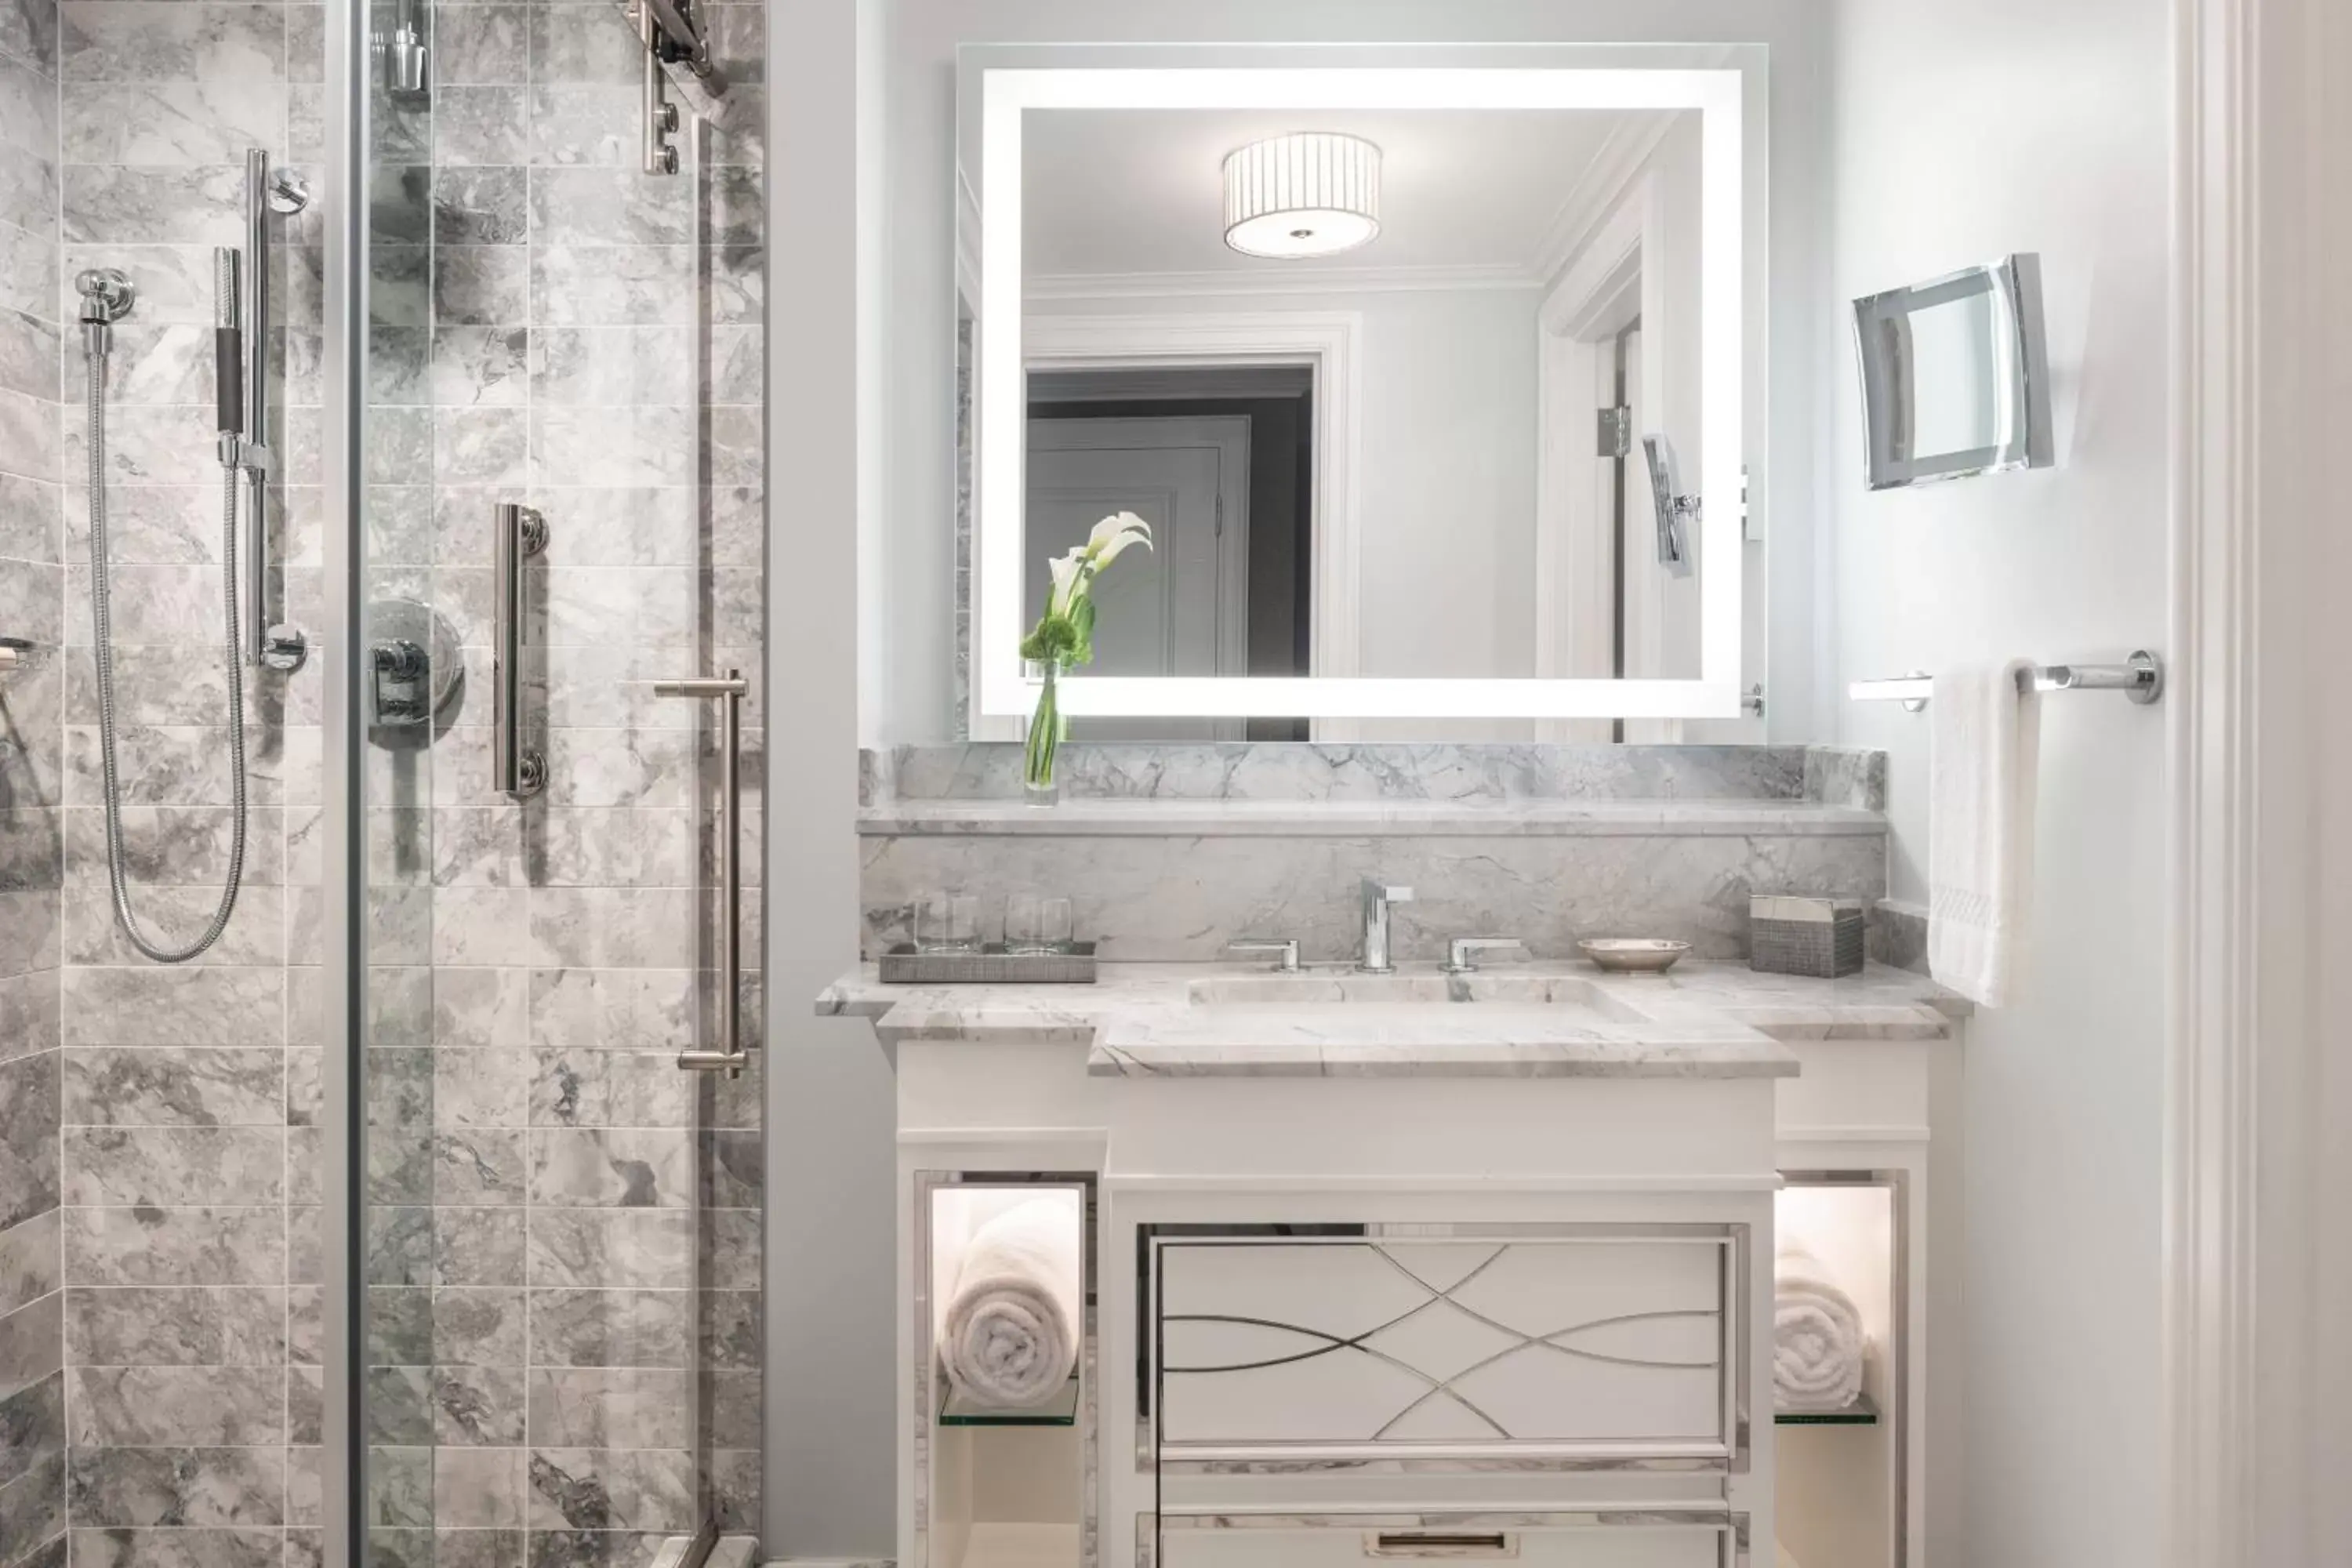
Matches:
[1852,253,2053,491]
[956,48,1763,735]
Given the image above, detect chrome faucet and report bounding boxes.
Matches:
[1357,877,1416,974]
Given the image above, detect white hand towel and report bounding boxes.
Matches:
[938,1197,1081,1409]
[1773,1245,1866,1412]
[1927,659,2042,1007]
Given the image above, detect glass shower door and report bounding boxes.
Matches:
[331,0,768,1560]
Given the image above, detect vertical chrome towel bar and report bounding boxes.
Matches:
[494,503,547,797]
[657,670,750,1076]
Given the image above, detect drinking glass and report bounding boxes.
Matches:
[1004,894,1047,955]
[1037,897,1075,953]
[916,892,980,953]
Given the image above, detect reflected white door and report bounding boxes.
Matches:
[1026,416,1250,741]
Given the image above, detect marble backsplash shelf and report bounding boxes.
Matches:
[868,742,1889,809]
[864,797,1888,837]
[859,744,1893,964]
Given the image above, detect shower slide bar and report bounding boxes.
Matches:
[1849,650,2165,712]
[227,147,311,673]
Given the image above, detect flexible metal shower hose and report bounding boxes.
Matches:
[82,293,249,964]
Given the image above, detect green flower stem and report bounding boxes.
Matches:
[1024,662,1063,790]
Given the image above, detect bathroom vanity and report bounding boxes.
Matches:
[821,953,1960,1568]
[841,24,1952,1566]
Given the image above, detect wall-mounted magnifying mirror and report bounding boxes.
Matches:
[1642,434,1697,579]
[1852,252,2052,490]
[955,45,1765,736]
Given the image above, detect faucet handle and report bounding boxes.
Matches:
[1227,938,1301,974]
[1443,936,1524,975]
[1362,877,1416,903]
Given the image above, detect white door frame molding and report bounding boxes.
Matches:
[1535,178,1648,680]
[1533,173,1673,743]
[1020,312,1364,682]
[2165,0,2350,1563]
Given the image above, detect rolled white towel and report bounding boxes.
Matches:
[1773,1245,1865,1411]
[939,1197,1081,1408]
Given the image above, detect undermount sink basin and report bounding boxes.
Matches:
[1187,970,1661,1027]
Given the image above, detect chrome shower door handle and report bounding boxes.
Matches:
[493,503,547,797]
[658,670,751,1076]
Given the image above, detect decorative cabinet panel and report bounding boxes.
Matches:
[1152,1512,1743,1568]
[1149,1230,1740,1462]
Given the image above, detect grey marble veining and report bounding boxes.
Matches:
[859,743,1893,965]
[865,797,1886,839]
[1092,1000,1798,1080]
[1803,745,1889,811]
[819,958,1965,1080]
[862,826,1886,964]
[871,742,1826,804]
[38,2,771,1551]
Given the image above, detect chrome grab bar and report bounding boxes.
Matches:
[1849,649,2163,712]
[656,670,750,1075]
[493,503,547,797]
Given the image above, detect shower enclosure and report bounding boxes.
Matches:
[0,0,768,1564]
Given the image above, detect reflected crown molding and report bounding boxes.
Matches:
[1025,262,1537,300]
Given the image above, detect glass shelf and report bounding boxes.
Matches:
[1776,1390,1879,1426]
[939,1377,1080,1427]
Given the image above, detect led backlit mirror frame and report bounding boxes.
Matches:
[974,62,1750,723]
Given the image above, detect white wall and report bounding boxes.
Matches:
[1032,287,1542,681]
[1824,1,2171,1563]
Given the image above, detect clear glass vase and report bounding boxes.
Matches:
[1022,659,1068,806]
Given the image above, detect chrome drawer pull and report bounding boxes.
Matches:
[1365,1534,1518,1560]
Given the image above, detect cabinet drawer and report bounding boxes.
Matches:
[1149,1231,1738,1462]
[1152,1511,1740,1568]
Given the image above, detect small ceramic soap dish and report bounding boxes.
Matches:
[1579,938,1692,975]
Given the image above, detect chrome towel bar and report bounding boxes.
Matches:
[493,503,548,797]
[656,669,751,1076]
[1849,649,2163,712]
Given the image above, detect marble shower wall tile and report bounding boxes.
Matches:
[44,2,768,1555]
[0,29,63,1568]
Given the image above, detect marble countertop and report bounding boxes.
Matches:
[859,799,1889,838]
[816,960,1965,1080]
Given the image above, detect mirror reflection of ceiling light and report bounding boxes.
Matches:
[1221,132,1381,260]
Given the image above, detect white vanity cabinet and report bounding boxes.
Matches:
[889,1040,1787,1568]
[824,961,1962,1568]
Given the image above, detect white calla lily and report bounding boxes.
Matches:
[1044,546,1087,617]
[1083,511,1153,569]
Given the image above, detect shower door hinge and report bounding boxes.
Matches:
[1597,405,1632,458]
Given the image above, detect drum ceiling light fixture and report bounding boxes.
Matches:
[1221,131,1381,260]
